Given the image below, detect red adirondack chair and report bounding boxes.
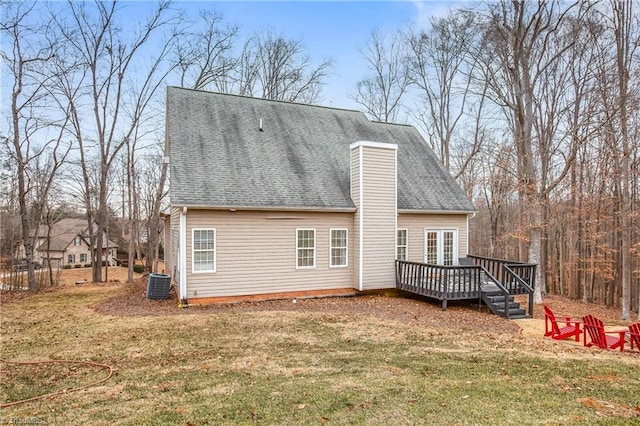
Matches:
[582,314,626,352]
[629,323,640,351]
[543,306,582,341]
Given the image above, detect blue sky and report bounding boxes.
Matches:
[1,1,464,125]
[167,1,462,110]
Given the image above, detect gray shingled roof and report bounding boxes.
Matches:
[35,218,117,252]
[167,87,475,213]
[35,218,80,252]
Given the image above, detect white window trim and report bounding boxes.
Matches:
[424,228,458,266]
[192,228,216,274]
[296,228,316,269]
[329,228,348,268]
[397,228,408,261]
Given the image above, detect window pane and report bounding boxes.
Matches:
[330,229,347,267]
[297,229,315,268]
[443,231,454,266]
[397,229,407,261]
[331,229,347,247]
[194,251,215,271]
[193,229,215,272]
[298,249,314,267]
[397,246,406,261]
[426,231,438,264]
[298,230,314,249]
[397,229,406,246]
[331,247,346,266]
[194,230,215,250]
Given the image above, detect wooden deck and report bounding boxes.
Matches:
[395,261,485,307]
[395,255,536,315]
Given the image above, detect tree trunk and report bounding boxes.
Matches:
[128,217,135,283]
[150,159,169,274]
[612,0,634,320]
[529,201,544,304]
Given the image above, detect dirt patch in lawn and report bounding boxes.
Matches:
[92,278,631,338]
[0,267,140,305]
[95,278,519,333]
[57,266,142,286]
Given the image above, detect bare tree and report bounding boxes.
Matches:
[554,13,603,304]
[1,1,71,290]
[136,151,169,273]
[598,0,640,320]
[0,144,21,261]
[408,11,485,173]
[175,10,239,92]
[474,0,584,303]
[236,29,332,103]
[121,30,179,282]
[49,0,175,282]
[477,141,518,258]
[351,29,411,123]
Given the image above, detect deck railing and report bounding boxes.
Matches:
[395,260,485,309]
[468,254,536,316]
[396,256,536,317]
[467,255,536,289]
[503,265,535,318]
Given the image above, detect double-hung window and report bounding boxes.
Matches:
[193,229,216,272]
[396,229,408,260]
[68,254,76,264]
[424,229,458,266]
[296,229,316,269]
[330,229,348,267]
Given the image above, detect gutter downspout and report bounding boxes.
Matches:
[179,206,188,305]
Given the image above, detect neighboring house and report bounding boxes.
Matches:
[165,87,476,304]
[34,218,118,269]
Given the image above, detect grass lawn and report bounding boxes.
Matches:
[1,281,639,425]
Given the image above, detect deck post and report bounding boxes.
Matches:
[441,299,447,310]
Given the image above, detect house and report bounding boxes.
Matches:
[164,87,476,305]
[34,218,118,269]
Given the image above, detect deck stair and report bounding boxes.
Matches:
[481,284,529,319]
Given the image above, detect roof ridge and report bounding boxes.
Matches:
[168,86,366,116]
[369,120,416,129]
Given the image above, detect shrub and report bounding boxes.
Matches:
[133,265,145,274]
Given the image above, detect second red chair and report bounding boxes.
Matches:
[582,314,626,352]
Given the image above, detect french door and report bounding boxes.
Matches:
[424,229,458,266]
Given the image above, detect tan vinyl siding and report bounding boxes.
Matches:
[184,210,354,298]
[350,148,361,289]
[64,240,92,266]
[351,142,397,291]
[398,213,470,263]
